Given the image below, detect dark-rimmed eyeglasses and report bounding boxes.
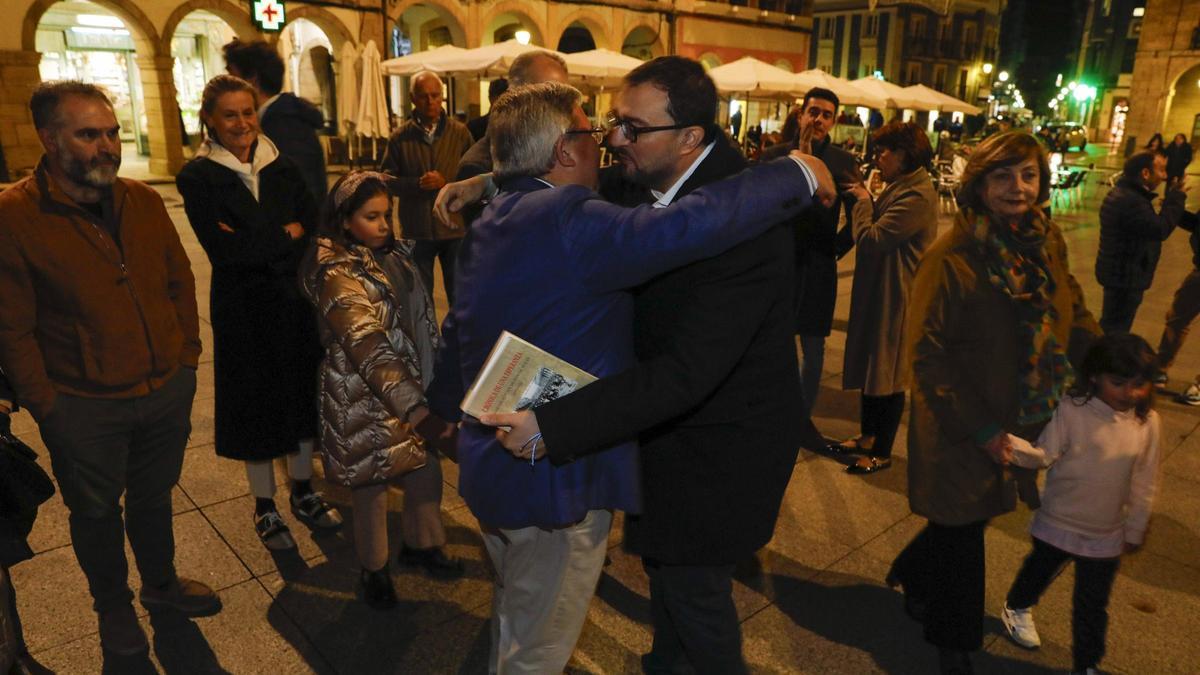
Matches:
[605,110,689,143]
[563,127,606,144]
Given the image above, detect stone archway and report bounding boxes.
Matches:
[22,0,186,174]
[285,5,355,55]
[389,0,469,49]
[621,24,664,61]
[1162,59,1200,142]
[553,10,610,51]
[160,0,255,55]
[481,3,548,47]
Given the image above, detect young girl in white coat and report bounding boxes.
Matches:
[1002,333,1162,675]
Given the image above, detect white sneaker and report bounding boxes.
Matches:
[1069,668,1101,675]
[1182,382,1200,406]
[1002,603,1041,649]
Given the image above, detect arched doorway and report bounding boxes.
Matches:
[621,25,661,61]
[279,18,336,133]
[1164,62,1200,144]
[556,22,597,54]
[167,11,238,147]
[35,1,153,154]
[485,11,544,47]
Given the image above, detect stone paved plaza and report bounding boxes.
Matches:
[7,145,1200,674]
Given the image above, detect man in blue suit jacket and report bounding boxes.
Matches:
[427,81,830,674]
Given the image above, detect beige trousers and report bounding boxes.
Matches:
[482,509,613,675]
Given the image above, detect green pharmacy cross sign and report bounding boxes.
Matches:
[252,0,286,32]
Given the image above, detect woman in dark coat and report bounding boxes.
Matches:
[1165,133,1193,184]
[177,75,341,550]
[891,132,1100,674]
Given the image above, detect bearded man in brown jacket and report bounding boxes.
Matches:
[0,82,220,657]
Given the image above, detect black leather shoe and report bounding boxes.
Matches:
[938,649,974,675]
[846,456,892,474]
[358,567,397,610]
[398,545,465,580]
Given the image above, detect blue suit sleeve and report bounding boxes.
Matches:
[560,158,814,293]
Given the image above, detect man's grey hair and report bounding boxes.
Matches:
[507,51,568,87]
[489,82,581,181]
[410,70,443,94]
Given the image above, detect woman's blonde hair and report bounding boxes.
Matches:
[955,131,1051,212]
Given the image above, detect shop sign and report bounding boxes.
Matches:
[251,0,286,32]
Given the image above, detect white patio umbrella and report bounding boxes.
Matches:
[562,48,644,88]
[436,40,564,78]
[847,77,929,110]
[791,69,887,108]
[902,84,983,115]
[337,41,360,139]
[379,44,469,76]
[355,40,392,161]
[707,56,798,97]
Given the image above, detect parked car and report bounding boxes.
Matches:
[1043,123,1088,151]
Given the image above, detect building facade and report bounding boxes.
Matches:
[1125,0,1200,150]
[1071,0,1143,146]
[0,0,814,179]
[810,0,1003,108]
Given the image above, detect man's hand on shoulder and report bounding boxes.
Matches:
[789,150,836,208]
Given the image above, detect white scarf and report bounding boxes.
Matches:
[196,134,280,201]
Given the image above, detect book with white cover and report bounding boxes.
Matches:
[461,331,597,418]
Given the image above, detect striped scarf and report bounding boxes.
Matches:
[966,207,1071,425]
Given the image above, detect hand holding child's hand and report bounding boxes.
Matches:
[982,431,1013,466]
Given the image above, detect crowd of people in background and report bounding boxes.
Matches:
[0,41,1189,675]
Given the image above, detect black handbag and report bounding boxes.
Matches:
[0,429,55,521]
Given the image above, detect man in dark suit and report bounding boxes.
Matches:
[479,57,826,674]
[223,40,328,204]
[760,87,861,416]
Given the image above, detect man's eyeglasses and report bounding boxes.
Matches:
[563,127,606,144]
[605,110,690,143]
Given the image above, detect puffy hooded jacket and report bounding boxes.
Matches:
[299,237,438,487]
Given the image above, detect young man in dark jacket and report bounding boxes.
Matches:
[760,87,861,415]
[224,39,328,203]
[1095,151,1187,334]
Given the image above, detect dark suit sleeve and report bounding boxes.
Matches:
[538,230,791,465]
[426,310,465,423]
[565,158,813,293]
[177,167,293,268]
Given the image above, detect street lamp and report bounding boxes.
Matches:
[998,70,1010,82]
[514,29,531,45]
[983,63,994,74]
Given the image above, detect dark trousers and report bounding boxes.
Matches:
[1,565,26,654]
[1157,269,1200,370]
[861,392,905,458]
[798,335,826,417]
[1100,286,1145,335]
[641,559,747,675]
[1007,537,1120,672]
[413,238,462,307]
[38,368,195,613]
[890,519,988,652]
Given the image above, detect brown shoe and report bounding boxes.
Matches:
[139,577,221,616]
[98,605,148,656]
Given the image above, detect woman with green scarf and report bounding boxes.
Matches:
[889,131,1101,675]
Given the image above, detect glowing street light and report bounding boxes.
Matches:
[514,29,531,45]
[998,70,1010,82]
[983,63,994,74]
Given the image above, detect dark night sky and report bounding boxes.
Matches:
[1000,0,1090,112]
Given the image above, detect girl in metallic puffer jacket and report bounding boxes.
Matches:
[300,172,462,609]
